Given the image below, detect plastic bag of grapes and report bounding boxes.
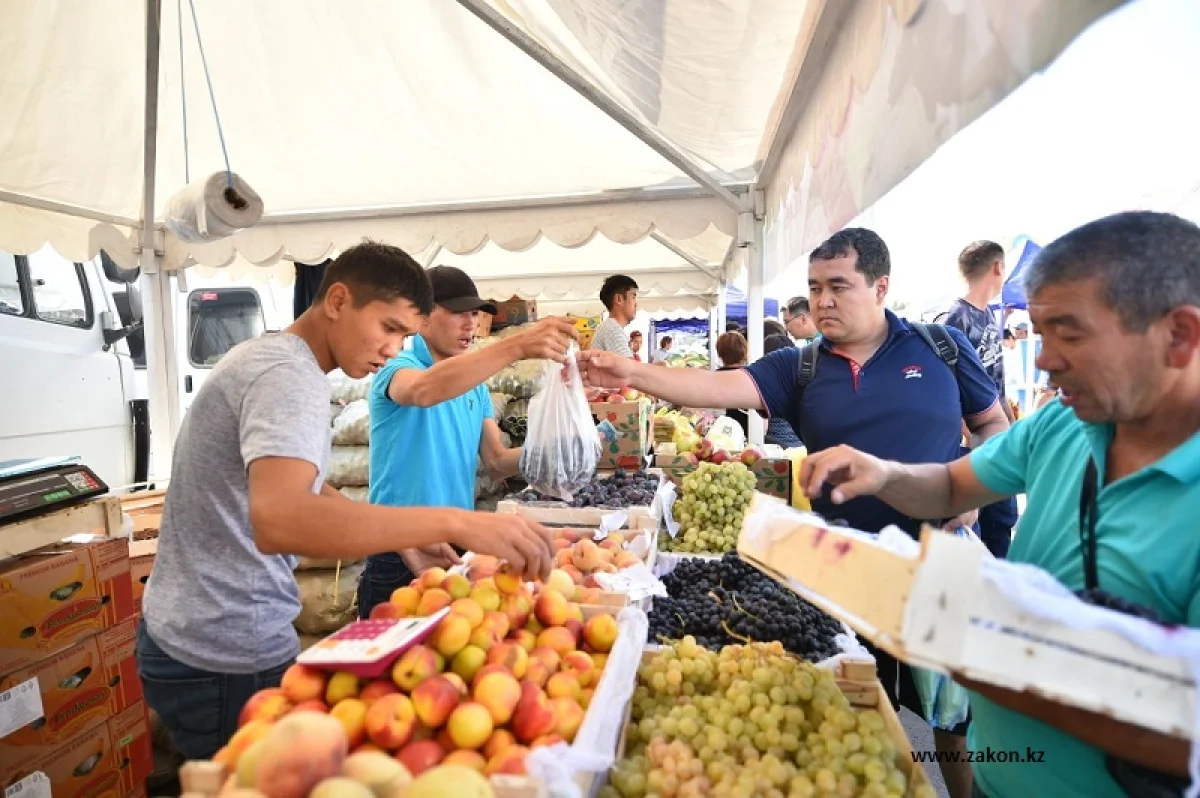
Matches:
[519,345,601,501]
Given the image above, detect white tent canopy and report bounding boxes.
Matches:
[0,0,1121,468]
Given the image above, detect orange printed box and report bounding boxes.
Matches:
[1,700,152,798]
[0,538,134,674]
[0,617,142,752]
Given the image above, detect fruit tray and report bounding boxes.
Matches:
[0,494,123,560]
[737,496,1199,776]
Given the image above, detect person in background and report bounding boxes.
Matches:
[629,330,644,361]
[137,244,556,761]
[589,274,638,356]
[934,241,1020,558]
[725,321,742,333]
[360,266,579,618]
[798,210,1200,798]
[576,227,1007,797]
[764,318,789,340]
[651,335,673,364]
[715,331,749,438]
[1002,329,1024,414]
[784,296,819,342]
[762,333,802,447]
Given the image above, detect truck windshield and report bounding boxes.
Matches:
[188,288,265,367]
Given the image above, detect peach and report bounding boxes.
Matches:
[364,693,417,750]
[529,647,561,670]
[441,749,487,773]
[418,568,448,591]
[583,613,618,653]
[442,672,468,696]
[551,696,585,742]
[590,652,608,672]
[447,701,495,750]
[577,587,602,604]
[521,658,552,689]
[353,743,387,755]
[359,680,400,706]
[501,594,531,630]
[406,765,493,797]
[291,699,329,714]
[395,739,444,777]
[330,697,369,748]
[252,712,347,798]
[531,734,567,749]
[485,745,530,776]
[561,564,584,584]
[449,598,485,629]
[411,675,461,728]
[535,627,576,657]
[494,566,523,595]
[390,586,422,615]
[559,529,582,544]
[473,670,521,725]
[614,551,641,569]
[416,588,453,616]
[475,576,497,591]
[563,618,584,645]
[430,613,472,659]
[594,562,618,575]
[370,602,404,620]
[469,584,501,613]
[595,547,615,564]
[544,569,575,597]
[238,688,292,727]
[525,616,545,636]
[482,610,510,639]
[325,671,361,706]
[534,590,570,627]
[441,573,472,600]
[572,540,604,571]
[310,776,375,798]
[486,642,529,679]
[553,549,574,568]
[561,651,597,687]
[511,683,557,744]
[340,751,412,794]
[217,719,272,770]
[391,645,442,693]
[467,625,503,651]
[483,729,516,760]
[451,645,488,682]
[601,532,625,548]
[435,727,456,754]
[280,664,328,704]
[469,554,500,579]
[470,663,509,690]
[566,602,584,623]
[545,672,581,700]
[509,629,536,652]
[579,687,595,710]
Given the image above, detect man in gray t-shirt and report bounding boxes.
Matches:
[136,243,561,761]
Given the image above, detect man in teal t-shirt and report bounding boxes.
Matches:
[359,266,578,617]
[794,211,1200,797]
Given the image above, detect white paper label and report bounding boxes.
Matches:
[4,772,51,798]
[595,562,668,601]
[596,511,628,538]
[0,677,43,739]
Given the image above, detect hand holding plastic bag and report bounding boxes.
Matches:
[519,346,601,500]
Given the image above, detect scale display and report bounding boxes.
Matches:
[0,458,108,525]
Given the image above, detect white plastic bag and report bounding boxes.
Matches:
[518,349,600,501]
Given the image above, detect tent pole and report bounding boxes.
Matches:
[648,232,721,282]
[138,0,180,481]
[452,0,740,209]
[745,191,766,445]
[421,244,443,268]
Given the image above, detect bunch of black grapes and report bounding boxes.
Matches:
[648,552,843,663]
[508,469,659,508]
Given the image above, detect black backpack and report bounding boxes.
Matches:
[795,322,959,394]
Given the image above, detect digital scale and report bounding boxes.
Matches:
[297,608,448,679]
[0,457,109,525]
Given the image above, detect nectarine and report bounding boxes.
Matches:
[446,701,494,750]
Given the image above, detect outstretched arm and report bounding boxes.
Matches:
[576,349,766,410]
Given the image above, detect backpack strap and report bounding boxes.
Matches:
[910,322,959,369]
[796,342,820,394]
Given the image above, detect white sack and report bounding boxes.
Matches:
[327,445,370,487]
[329,370,373,404]
[332,400,370,446]
[163,172,264,243]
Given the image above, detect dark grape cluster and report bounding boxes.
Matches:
[1075,588,1163,623]
[508,469,659,508]
[648,552,844,663]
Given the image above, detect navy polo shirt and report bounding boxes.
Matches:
[745,310,998,534]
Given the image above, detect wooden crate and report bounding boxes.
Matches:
[496,499,655,529]
[737,496,1196,775]
[0,495,122,560]
[120,489,165,541]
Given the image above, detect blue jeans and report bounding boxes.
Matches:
[357,553,414,620]
[135,620,291,760]
[978,496,1019,559]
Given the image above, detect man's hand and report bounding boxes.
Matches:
[941,509,980,531]
[800,445,890,504]
[402,544,462,574]
[576,349,636,389]
[515,317,579,362]
[455,514,555,582]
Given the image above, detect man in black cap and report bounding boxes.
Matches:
[359,266,578,616]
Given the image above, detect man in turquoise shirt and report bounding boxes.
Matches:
[797,211,1200,797]
[360,266,578,617]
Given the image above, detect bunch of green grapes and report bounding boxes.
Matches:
[662,462,759,553]
[598,638,935,798]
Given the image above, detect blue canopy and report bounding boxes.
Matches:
[724,285,780,325]
[994,237,1042,310]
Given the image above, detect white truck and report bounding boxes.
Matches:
[0,244,291,489]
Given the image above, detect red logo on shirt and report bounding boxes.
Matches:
[902,365,923,379]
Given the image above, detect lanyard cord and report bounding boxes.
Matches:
[1079,459,1101,590]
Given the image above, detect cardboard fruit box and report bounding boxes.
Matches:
[494,296,538,327]
[591,401,652,470]
[654,453,792,502]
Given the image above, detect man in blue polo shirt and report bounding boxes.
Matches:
[360,266,578,617]
[797,211,1200,797]
[577,227,1009,796]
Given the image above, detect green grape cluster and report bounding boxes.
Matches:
[662,462,758,554]
[598,638,934,798]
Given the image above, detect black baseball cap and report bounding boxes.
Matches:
[427,266,498,314]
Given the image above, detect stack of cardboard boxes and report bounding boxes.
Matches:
[0,536,152,797]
